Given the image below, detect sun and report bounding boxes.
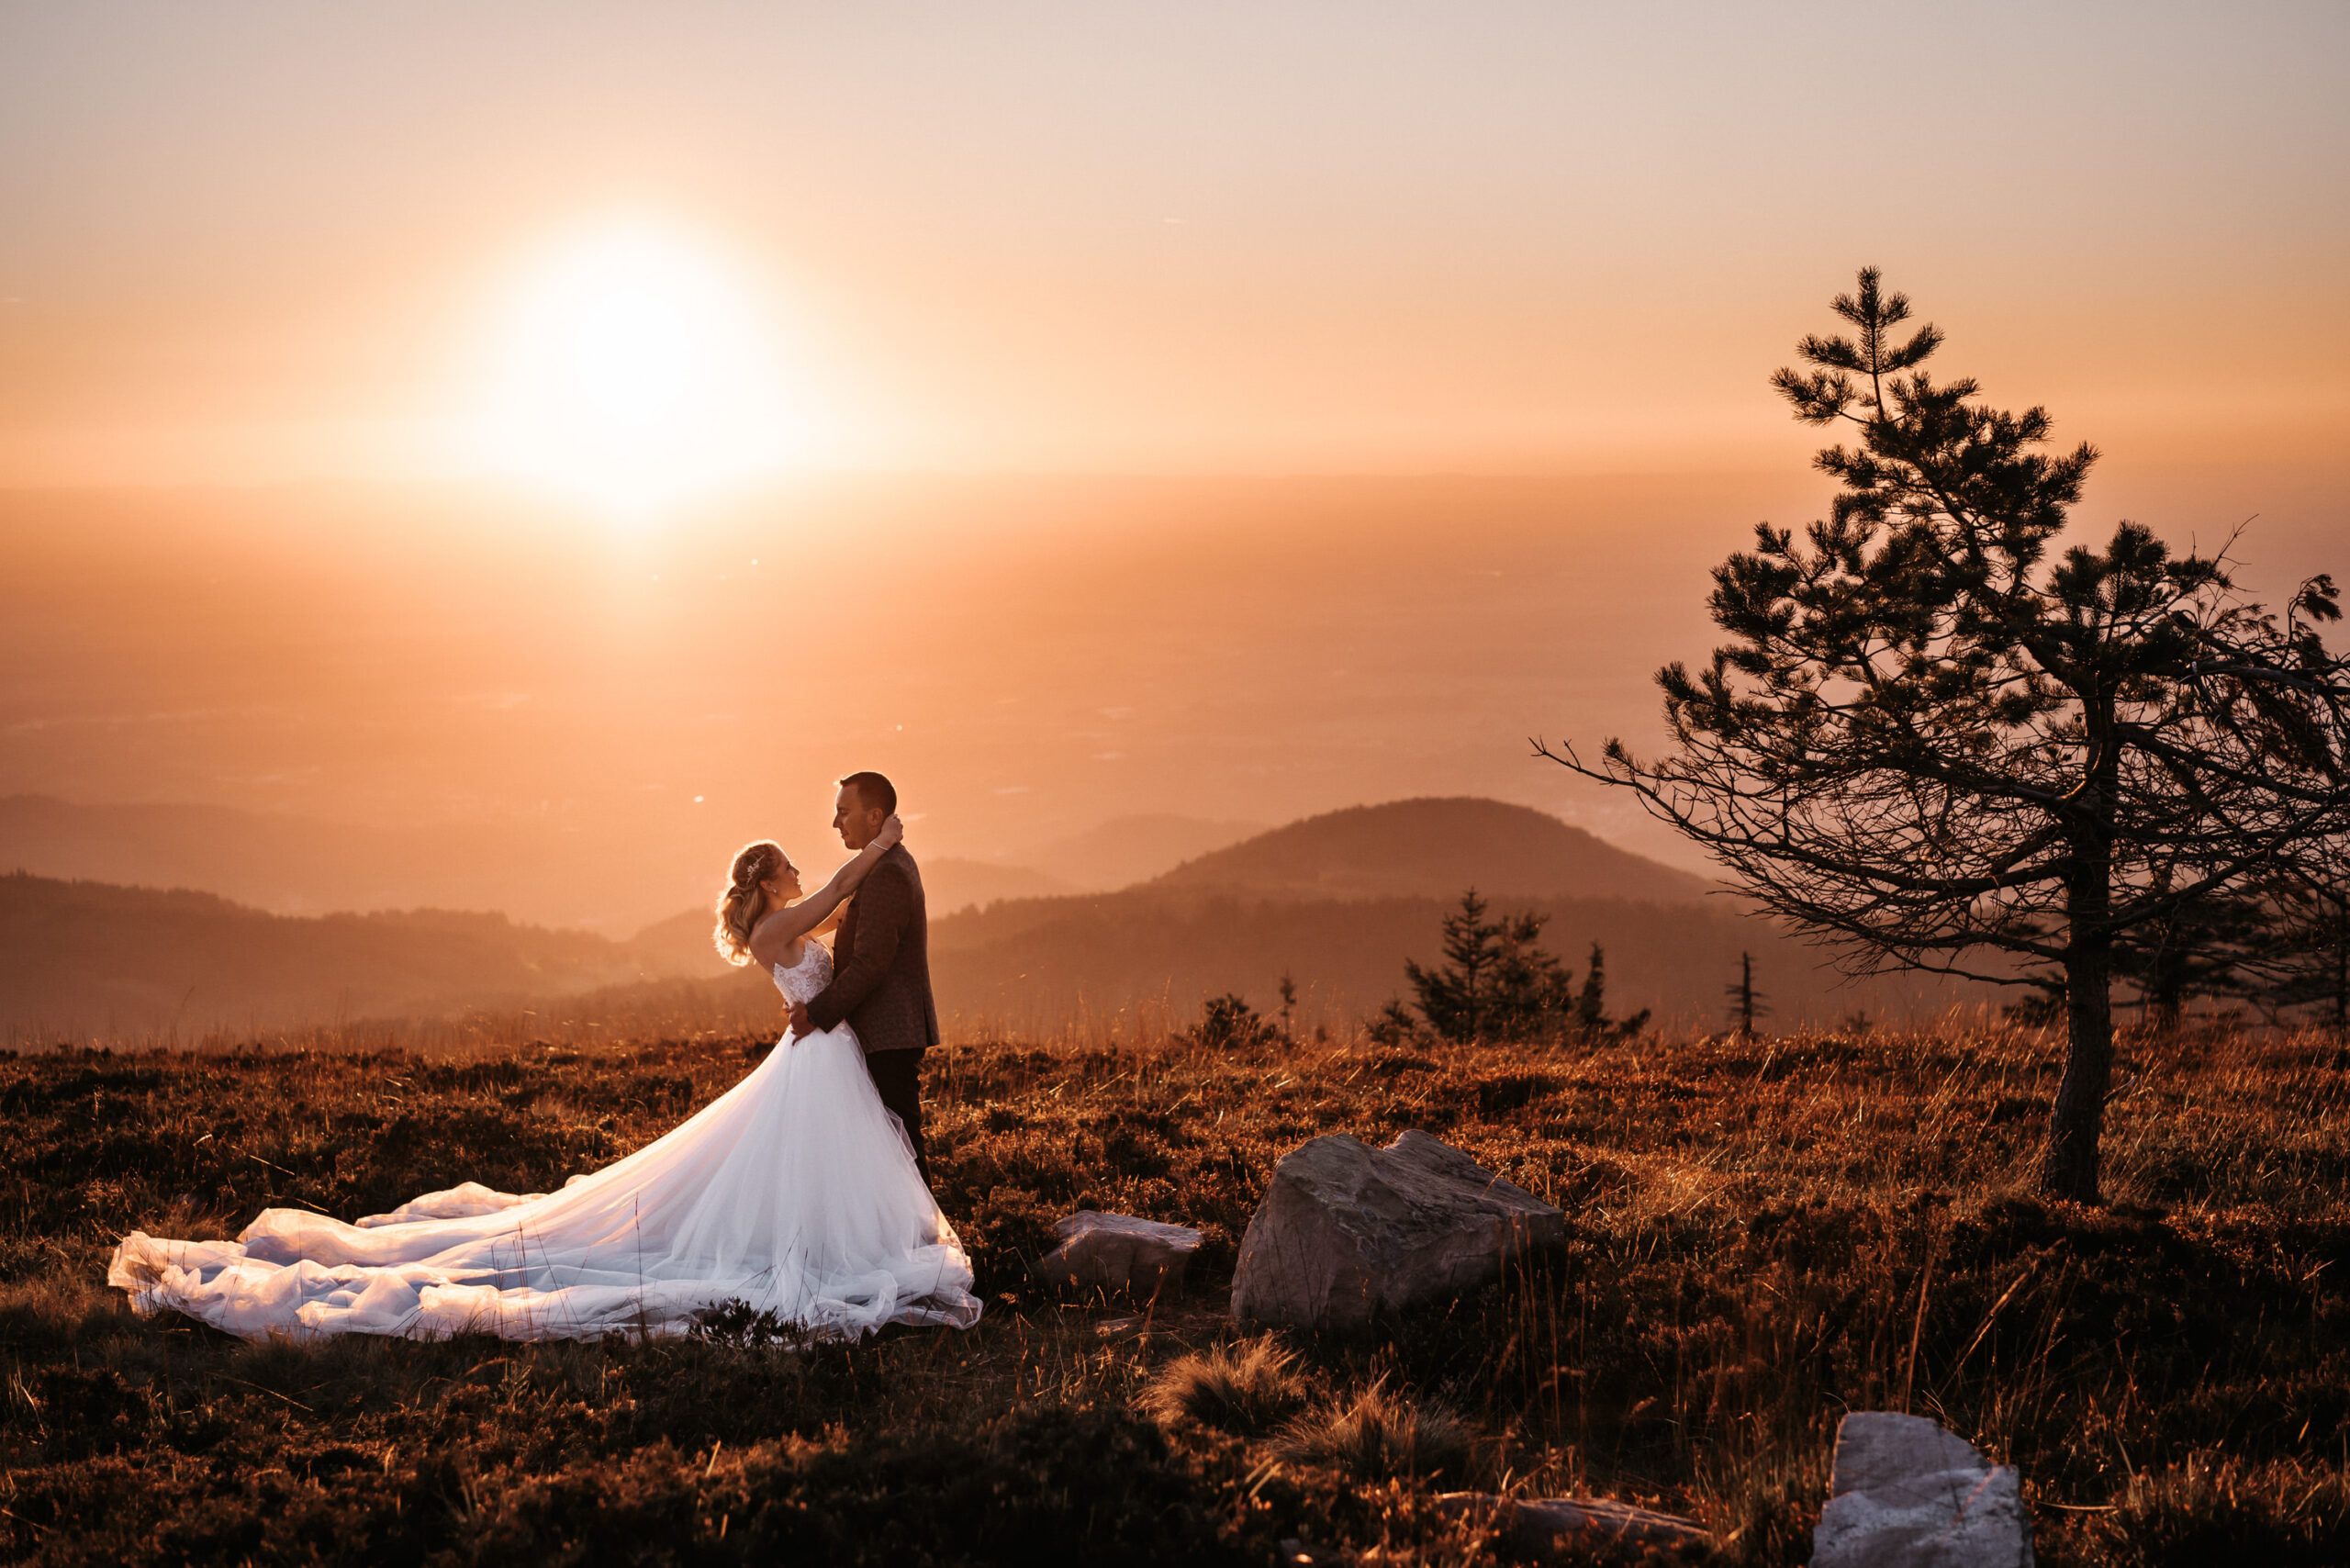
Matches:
[475,218,800,519]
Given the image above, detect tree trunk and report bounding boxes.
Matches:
[2334,902,2347,1035]
[2042,833,2116,1204]
[2149,933,2184,1034]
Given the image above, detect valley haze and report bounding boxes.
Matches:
[0,798,1987,1041]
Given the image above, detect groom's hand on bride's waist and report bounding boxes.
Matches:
[789,1001,811,1037]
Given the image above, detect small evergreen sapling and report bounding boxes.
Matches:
[1726,951,1768,1038]
[1392,889,1648,1044]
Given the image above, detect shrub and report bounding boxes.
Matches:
[1187,993,1280,1050]
[1274,1382,1473,1486]
[1141,1338,1311,1437]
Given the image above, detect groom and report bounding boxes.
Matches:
[789,770,941,1184]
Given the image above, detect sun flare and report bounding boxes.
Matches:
[475,219,800,519]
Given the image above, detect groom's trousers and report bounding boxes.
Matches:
[867,1048,933,1187]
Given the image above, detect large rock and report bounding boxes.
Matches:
[1035,1211,1202,1294]
[1813,1412,2035,1568]
[1231,1129,1564,1327]
[1437,1493,1711,1560]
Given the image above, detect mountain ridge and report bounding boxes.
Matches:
[1147,797,1712,903]
[0,798,1990,1040]
[0,871,708,1036]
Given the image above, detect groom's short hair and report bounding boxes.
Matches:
[838,770,897,815]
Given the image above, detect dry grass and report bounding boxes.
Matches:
[1274,1380,1478,1487]
[1141,1337,1311,1437]
[0,1014,2344,1564]
[2074,1452,2350,1567]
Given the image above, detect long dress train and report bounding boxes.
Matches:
[106,943,980,1340]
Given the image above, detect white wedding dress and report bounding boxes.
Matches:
[107,943,981,1341]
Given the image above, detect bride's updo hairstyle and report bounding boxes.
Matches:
[714,840,790,967]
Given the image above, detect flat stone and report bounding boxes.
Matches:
[1830,1411,1991,1497]
[1034,1210,1202,1294]
[1435,1492,1711,1560]
[1231,1130,1564,1328]
[1813,1412,2035,1568]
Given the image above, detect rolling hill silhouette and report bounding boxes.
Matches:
[0,873,708,1037]
[0,794,701,934]
[0,800,1994,1041]
[926,890,1983,1035]
[925,800,1990,1030]
[1013,813,1268,890]
[918,857,1080,913]
[0,795,1246,934]
[624,856,1081,978]
[1147,798,1712,902]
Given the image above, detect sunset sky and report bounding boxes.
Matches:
[2,4,2346,930]
[4,3,2344,484]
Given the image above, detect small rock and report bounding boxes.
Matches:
[1436,1492,1711,1560]
[1035,1210,1202,1294]
[1812,1411,2035,1568]
[1231,1130,1563,1327]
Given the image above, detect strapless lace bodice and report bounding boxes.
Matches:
[772,942,834,1007]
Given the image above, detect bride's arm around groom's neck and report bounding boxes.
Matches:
[750,818,901,968]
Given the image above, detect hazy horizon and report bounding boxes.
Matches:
[8,457,2343,934]
[4,4,2344,999]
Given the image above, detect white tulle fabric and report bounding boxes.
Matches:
[107,944,980,1341]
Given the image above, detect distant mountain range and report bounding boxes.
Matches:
[925,889,1973,1035]
[924,799,1978,1030]
[922,857,1080,912]
[0,872,711,1037]
[0,794,679,932]
[1146,798,1711,903]
[0,794,1245,932]
[0,798,1994,1040]
[1010,814,1268,891]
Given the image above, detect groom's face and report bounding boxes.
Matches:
[834,785,883,851]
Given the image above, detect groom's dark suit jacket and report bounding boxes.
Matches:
[805,844,940,1056]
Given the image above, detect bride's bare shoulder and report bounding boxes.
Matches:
[748,913,807,970]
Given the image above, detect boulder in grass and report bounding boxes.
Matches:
[1231,1129,1564,1328]
[1436,1493,1712,1561]
[1812,1412,2035,1568]
[1035,1211,1203,1294]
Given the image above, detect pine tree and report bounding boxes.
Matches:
[1725,952,1769,1038]
[1572,943,1650,1042]
[1189,993,1276,1050]
[2253,843,2350,1031]
[2109,884,2272,1029]
[1400,891,1645,1044]
[1404,889,1569,1042]
[1543,268,2350,1202]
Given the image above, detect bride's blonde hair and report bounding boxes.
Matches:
[714,840,790,967]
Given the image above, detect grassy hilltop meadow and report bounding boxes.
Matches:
[3,796,2342,1564]
[4,1009,2346,1566]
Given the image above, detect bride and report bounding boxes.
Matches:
[106,815,981,1341]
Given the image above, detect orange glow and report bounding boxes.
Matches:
[0,6,2344,950]
[471,218,801,519]
[0,9,2342,486]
